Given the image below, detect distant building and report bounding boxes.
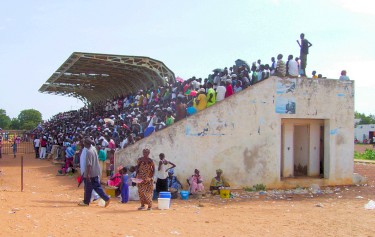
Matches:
[355,124,375,143]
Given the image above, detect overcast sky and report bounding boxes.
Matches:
[1,0,374,120]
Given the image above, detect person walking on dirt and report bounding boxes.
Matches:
[11,140,17,158]
[78,137,110,207]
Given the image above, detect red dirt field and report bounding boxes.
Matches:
[0,153,374,237]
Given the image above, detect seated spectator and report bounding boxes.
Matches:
[167,168,183,191]
[206,82,216,107]
[164,110,174,126]
[270,57,276,75]
[194,88,207,111]
[312,70,318,79]
[251,65,258,84]
[187,169,205,194]
[216,81,226,102]
[175,97,187,122]
[107,166,122,188]
[234,80,243,93]
[225,79,233,98]
[263,64,271,80]
[339,70,350,80]
[286,55,299,78]
[274,54,286,77]
[209,169,230,195]
[167,168,183,199]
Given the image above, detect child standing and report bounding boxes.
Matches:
[120,167,129,203]
[11,140,17,158]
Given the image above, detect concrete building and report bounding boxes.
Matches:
[115,77,354,189]
[354,124,375,143]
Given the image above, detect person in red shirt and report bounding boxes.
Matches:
[225,79,234,98]
[39,136,48,159]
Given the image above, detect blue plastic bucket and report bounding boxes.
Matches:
[159,192,171,199]
[180,190,189,200]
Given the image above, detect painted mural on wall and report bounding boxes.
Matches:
[275,78,296,114]
[275,97,296,114]
[276,78,296,94]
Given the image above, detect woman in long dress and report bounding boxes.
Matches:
[136,148,155,210]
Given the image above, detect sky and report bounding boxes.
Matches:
[1,0,374,120]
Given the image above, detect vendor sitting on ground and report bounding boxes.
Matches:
[167,168,183,191]
[187,169,205,194]
[107,166,123,187]
[209,169,230,195]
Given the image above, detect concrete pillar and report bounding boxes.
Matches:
[308,122,320,176]
[282,123,294,177]
[324,119,334,180]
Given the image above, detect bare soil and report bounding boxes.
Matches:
[0,151,374,237]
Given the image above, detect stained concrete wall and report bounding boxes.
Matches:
[115,77,354,189]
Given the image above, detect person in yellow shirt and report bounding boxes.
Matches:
[206,82,216,107]
[194,88,207,111]
[312,70,318,79]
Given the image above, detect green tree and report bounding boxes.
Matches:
[18,109,42,130]
[0,109,11,129]
[355,112,375,124]
[10,118,21,130]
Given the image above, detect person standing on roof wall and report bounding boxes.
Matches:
[297,33,312,77]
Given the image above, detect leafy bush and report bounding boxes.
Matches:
[355,149,375,160]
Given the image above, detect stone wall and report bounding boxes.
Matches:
[115,77,354,189]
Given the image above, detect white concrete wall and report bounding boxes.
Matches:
[115,77,354,188]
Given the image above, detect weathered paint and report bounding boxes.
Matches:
[115,77,354,189]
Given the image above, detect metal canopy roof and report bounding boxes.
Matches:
[38,52,176,104]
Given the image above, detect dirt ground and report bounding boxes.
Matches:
[0,150,374,237]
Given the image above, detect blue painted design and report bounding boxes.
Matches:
[330,128,338,135]
[337,93,345,97]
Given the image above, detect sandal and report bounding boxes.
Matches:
[147,207,152,211]
[78,202,88,206]
[137,206,146,210]
[105,199,110,208]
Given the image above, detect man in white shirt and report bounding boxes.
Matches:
[33,137,40,158]
[287,55,299,78]
[156,153,176,195]
[216,81,227,102]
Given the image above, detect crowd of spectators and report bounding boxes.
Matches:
[32,55,336,178]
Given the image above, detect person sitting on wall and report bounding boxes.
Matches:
[209,169,230,195]
[187,169,205,194]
